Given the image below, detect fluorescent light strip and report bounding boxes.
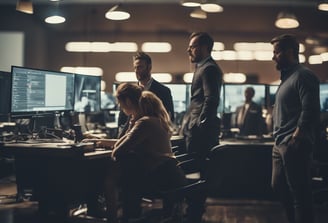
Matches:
[61,67,103,76]
[299,54,306,63]
[321,52,328,61]
[152,73,172,83]
[254,51,273,61]
[237,51,254,60]
[309,55,323,64]
[141,42,172,53]
[65,42,137,52]
[222,50,237,60]
[223,73,246,83]
[213,42,224,51]
[110,42,138,52]
[115,72,172,83]
[115,72,137,82]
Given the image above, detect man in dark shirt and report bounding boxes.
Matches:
[271,34,320,223]
[117,52,174,137]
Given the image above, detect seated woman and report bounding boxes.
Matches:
[87,83,187,223]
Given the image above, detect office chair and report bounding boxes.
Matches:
[312,132,328,206]
[206,143,274,200]
[139,149,206,223]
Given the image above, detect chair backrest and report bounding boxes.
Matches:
[206,143,274,200]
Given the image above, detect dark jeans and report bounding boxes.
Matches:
[271,140,314,223]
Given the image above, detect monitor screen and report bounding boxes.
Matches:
[0,71,11,116]
[74,73,101,113]
[164,84,189,113]
[320,83,328,112]
[268,84,279,107]
[223,84,266,113]
[101,91,116,110]
[11,66,75,115]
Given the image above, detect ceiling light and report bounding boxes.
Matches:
[152,73,172,83]
[183,73,194,83]
[299,54,306,63]
[105,4,130,21]
[65,41,138,52]
[190,8,207,19]
[45,15,66,24]
[223,73,246,83]
[200,0,223,13]
[321,52,328,62]
[254,51,273,61]
[318,1,328,11]
[211,51,222,60]
[115,72,137,82]
[16,0,33,14]
[181,0,201,7]
[213,42,224,51]
[61,67,103,76]
[275,11,299,29]
[116,72,172,83]
[142,42,172,53]
[236,51,254,60]
[222,50,237,60]
[110,42,138,52]
[308,55,323,64]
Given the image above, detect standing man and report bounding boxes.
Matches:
[235,86,265,136]
[117,52,174,137]
[271,34,320,223]
[183,32,223,223]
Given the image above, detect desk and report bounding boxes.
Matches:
[1,143,112,217]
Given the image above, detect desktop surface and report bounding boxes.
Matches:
[2,141,105,157]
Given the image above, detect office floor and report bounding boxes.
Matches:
[1,175,328,223]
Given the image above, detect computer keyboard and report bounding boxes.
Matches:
[11,139,96,152]
[18,138,67,144]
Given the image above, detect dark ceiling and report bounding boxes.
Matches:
[2,0,327,47]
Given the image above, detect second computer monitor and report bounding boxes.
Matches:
[223,84,266,113]
[320,83,328,112]
[74,73,101,113]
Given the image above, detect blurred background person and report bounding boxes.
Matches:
[235,86,265,137]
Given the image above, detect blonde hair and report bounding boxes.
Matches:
[139,91,173,135]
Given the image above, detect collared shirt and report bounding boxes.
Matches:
[195,56,211,69]
[138,77,153,90]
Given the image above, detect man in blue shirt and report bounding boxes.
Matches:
[271,34,320,223]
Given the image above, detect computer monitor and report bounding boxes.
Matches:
[74,73,101,113]
[101,91,116,110]
[223,84,266,113]
[164,84,188,113]
[320,83,328,112]
[0,71,11,117]
[267,84,279,107]
[10,66,75,116]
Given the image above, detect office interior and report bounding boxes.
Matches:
[1,1,328,223]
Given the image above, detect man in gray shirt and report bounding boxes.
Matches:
[271,34,320,223]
